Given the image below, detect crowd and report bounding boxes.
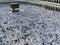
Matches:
[0,4,60,45]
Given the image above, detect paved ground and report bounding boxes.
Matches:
[0,4,60,45]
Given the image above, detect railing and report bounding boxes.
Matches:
[41,0,60,3]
